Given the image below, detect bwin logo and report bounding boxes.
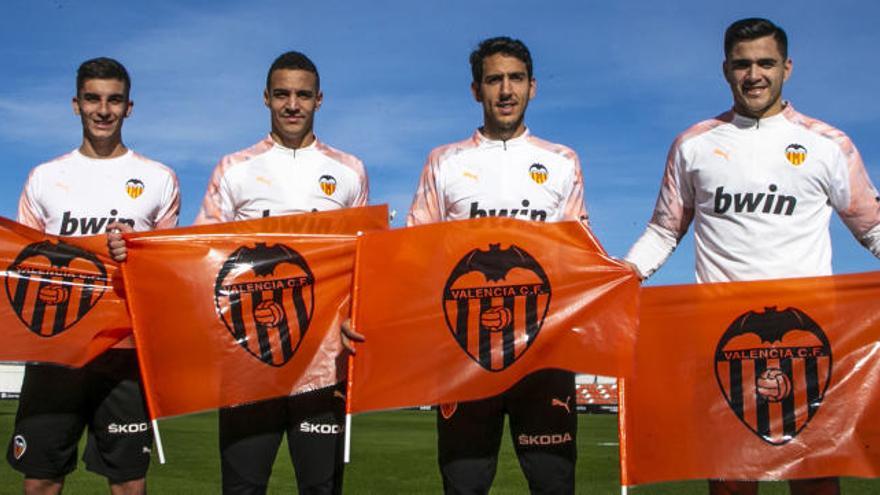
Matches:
[713,185,797,216]
[60,210,134,235]
[469,200,548,222]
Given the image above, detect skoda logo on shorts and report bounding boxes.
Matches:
[4,241,109,337]
[442,243,551,372]
[714,306,832,445]
[214,242,315,367]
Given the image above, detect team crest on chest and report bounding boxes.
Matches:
[125,179,145,199]
[784,144,807,166]
[319,175,337,196]
[528,164,548,184]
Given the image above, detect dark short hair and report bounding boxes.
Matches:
[724,18,788,59]
[266,51,320,90]
[469,36,533,83]
[77,57,131,96]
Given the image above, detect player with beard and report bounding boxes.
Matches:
[625,18,880,495]
[8,57,180,495]
[407,36,587,494]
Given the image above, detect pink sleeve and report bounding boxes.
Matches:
[406,154,444,226]
[194,159,232,226]
[17,170,45,231]
[154,171,180,229]
[561,153,588,222]
[648,140,694,238]
[833,138,880,237]
[353,161,369,207]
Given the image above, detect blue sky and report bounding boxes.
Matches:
[1,0,878,285]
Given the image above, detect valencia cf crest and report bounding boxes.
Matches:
[784,144,807,166]
[12,435,26,460]
[442,244,551,372]
[528,163,548,184]
[4,241,109,337]
[319,175,337,196]
[214,242,315,367]
[125,179,145,199]
[440,402,458,419]
[714,307,832,445]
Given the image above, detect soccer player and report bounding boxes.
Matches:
[194,51,367,495]
[407,36,587,494]
[625,18,880,495]
[7,57,180,495]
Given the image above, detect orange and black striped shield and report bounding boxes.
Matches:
[5,240,108,337]
[442,244,551,371]
[714,307,832,446]
[214,243,315,367]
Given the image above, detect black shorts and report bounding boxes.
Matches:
[219,382,346,495]
[437,369,577,494]
[6,349,152,483]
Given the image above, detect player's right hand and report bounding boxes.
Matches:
[106,221,134,262]
[341,318,365,354]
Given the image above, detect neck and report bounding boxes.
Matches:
[480,122,526,142]
[79,136,127,159]
[271,130,315,150]
[736,100,785,120]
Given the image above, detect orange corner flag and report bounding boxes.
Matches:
[123,206,388,419]
[622,272,880,485]
[349,217,638,413]
[0,217,130,367]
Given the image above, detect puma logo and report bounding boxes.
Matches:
[551,396,571,414]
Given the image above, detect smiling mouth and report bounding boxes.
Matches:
[743,85,768,97]
[496,101,517,114]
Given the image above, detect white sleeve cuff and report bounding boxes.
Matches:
[859,223,880,259]
[624,223,680,279]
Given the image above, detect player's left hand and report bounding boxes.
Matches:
[341,318,365,354]
[619,259,645,282]
[106,221,134,262]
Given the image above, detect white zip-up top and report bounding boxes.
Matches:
[195,135,368,224]
[407,129,587,226]
[626,103,880,283]
[18,149,180,235]
[18,148,180,349]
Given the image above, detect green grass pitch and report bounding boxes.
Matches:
[0,401,877,493]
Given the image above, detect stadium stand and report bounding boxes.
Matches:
[575,375,618,413]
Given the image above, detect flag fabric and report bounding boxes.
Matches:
[123,206,388,419]
[0,217,130,367]
[348,217,638,413]
[621,271,880,485]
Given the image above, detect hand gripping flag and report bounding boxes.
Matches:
[620,271,880,486]
[122,206,388,419]
[348,217,638,413]
[0,217,130,367]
